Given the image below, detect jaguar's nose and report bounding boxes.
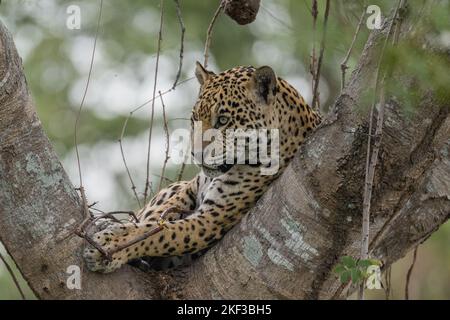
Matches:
[218,163,234,173]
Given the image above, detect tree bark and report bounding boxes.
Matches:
[0,20,167,300]
[0,2,449,300]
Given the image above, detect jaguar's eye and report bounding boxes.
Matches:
[217,115,229,126]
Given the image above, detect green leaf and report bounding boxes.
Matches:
[351,268,362,284]
[341,256,356,268]
[333,264,346,274]
[357,259,372,268]
[368,259,382,266]
[340,270,351,284]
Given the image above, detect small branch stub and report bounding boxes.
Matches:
[224,0,261,25]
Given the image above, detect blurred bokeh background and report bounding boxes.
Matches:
[0,0,448,299]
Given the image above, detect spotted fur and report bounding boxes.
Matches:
[83,63,321,273]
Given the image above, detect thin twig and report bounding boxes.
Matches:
[260,4,295,32]
[204,1,224,68]
[331,280,351,300]
[384,266,392,300]
[0,252,26,300]
[176,162,187,182]
[77,228,111,260]
[89,206,105,214]
[144,0,164,204]
[309,0,318,90]
[118,77,194,202]
[359,84,386,300]
[129,77,194,115]
[73,0,103,224]
[110,207,175,254]
[74,0,103,190]
[74,187,92,235]
[172,0,185,89]
[405,246,419,300]
[154,173,175,184]
[87,213,122,227]
[168,117,190,122]
[84,207,177,260]
[107,225,164,258]
[75,210,141,261]
[359,99,376,301]
[115,1,192,191]
[407,0,426,36]
[358,1,405,300]
[311,0,330,110]
[302,0,313,15]
[340,8,366,91]
[158,91,170,191]
[392,0,406,45]
[88,201,99,208]
[105,211,139,222]
[118,117,141,208]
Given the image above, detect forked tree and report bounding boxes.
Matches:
[0,1,448,299]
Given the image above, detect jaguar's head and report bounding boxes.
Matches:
[191,62,279,178]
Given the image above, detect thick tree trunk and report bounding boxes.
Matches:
[0,21,164,300]
[178,26,450,299]
[0,2,448,299]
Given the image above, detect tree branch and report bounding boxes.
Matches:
[0,20,161,299]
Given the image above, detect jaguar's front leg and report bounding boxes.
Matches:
[83,221,143,273]
[83,208,197,273]
[83,198,241,273]
[83,178,202,273]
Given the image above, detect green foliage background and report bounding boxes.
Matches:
[0,0,448,299]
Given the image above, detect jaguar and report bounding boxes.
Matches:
[83,62,322,273]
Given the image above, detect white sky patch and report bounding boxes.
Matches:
[63,36,109,74]
[13,24,44,62]
[66,45,202,120]
[250,0,293,36]
[132,8,160,35]
[63,131,169,212]
[40,61,71,94]
[285,76,312,105]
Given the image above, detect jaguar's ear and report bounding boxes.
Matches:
[249,66,277,106]
[195,61,215,85]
